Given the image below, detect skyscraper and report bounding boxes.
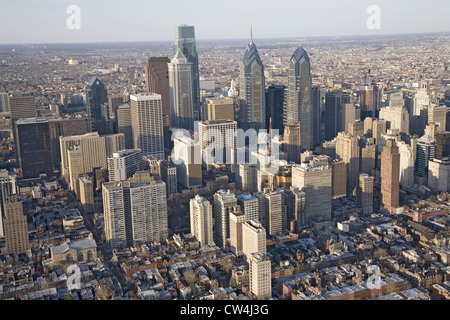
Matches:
[172,135,202,189]
[292,160,332,222]
[175,25,201,120]
[102,179,168,250]
[8,93,36,119]
[85,77,112,134]
[416,134,437,177]
[190,195,214,247]
[206,97,235,121]
[229,206,246,256]
[324,90,350,140]
[359,72,383,120]
[115,103,134,149]
[381,138,400,214]
[130,93,164,159]
[168,50,195,131]
[0,170,17,238]
[286,46,313,150]
[3,195,29,255]
[266,84,285,134]
[239,31,266,131]
[357,173,374,214]
[145,57,171,148]
[283,123,301,163]
[336,131,360,190]
[14,118,53,179]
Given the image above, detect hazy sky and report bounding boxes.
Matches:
[0,0,449,44]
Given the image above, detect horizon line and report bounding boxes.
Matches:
[0,31,449,46]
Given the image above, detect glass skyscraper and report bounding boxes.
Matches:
[239,34,266,131]
[286,46,313,151]
[175,25,201,121]
[85,77,112,135]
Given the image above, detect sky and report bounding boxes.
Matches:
[0,0,449,44]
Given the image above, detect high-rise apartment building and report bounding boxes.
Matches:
[242,219,267,262]
[102,179,168,250]
[237,193,259,223]
[160,159,177,195]
[213,189,237,248]
[107,149,142,182]
[236,164,258,193]
[85,77,112,134]
[260,188,283,236]
[249,252,272,300]
[229,206,245,256]
[130,93,164,159]
[189,195,213,247]
[286,46,313,150]
[0,170,17,238]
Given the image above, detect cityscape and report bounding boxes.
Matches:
[1,1,450,306]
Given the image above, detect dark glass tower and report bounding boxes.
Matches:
[86,77,112,135]
[287,46,313,150]
[175,25,201,121]
[239,32,266,131]
[266,84,285,134]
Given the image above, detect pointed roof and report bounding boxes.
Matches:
[291,46,310,64]
[173,49,186,60]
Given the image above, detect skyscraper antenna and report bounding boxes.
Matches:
[250,24,253,44]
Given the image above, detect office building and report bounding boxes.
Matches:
[416,134,437,178]
[359,73,383,119]
[239,32,265,131]
[324,90,350,140]
[115,103,134,150]
[283,123,301,163]
[8,93,36,119]
[331,159,347,198]
[357,174,374,214]
[172,135,202,189]
[3,195,29,255]
[286,46,313,150]
[428,105,447,133]
[14,118,53,179]
[130,93,164,159]
[85,77,112,134]
[160,159,177,195]
[236,164,258,193]
[168,50,195,131]
[428,157,450,193]
[189,195,213,247]
[260,188,284,236]
[266,84,285,134]
[381,138,400,214]
[108,94,128,119]
[79,176,94,213]
[292,160,332,222]
[336,132,360,189]
[175,25,201,120]
[206,97,235,121]
[379,92,409,134]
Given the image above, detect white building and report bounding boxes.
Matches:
[107,149,142,182]
[189,195,213,247]
[249,252,272,300]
